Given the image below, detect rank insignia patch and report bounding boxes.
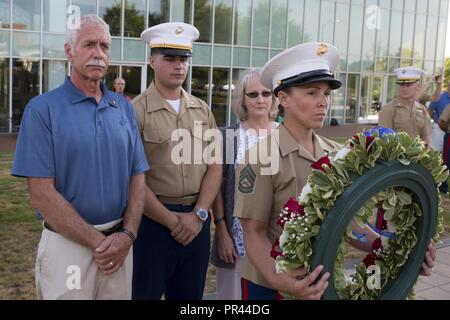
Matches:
[238,164,257,194]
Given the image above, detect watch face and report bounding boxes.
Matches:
[197,209,208,221]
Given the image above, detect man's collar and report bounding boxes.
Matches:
[145,81,201,113]
[64,77,117,107]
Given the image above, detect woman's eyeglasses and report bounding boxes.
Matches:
[245,91,272,99]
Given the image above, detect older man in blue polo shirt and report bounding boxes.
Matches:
[11,15,149,300]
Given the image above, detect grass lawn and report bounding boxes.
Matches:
[0,151,449,299]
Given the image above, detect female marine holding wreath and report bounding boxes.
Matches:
[233,42,436,300]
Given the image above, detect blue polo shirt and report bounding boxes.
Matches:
[429,92,450,123]
[12,78,149,225]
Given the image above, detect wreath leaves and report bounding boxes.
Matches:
[274,131,449,300]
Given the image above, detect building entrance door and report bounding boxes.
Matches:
[360,74,388,124]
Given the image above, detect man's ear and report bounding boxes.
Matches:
[64,43,73,62]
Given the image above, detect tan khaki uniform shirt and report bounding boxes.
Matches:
[378,99,432,144]
[233,124,341,288]
[133,82,218,197]
[439,105,450,132]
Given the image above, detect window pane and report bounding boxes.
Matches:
[379,0,391,8]
[0,57,8,132]
[270,49,282,59]
[212,68,229,127]
[423,60,435,74]
[104,65,120,90]
[335,3,349,55]
[121,66,141,99]
[43,0,68,33]
[13,31,40,57]
[234,0,251,46]
[100,0,122,37]
[330,73,346,125]
[0,30,9,57]
[287,0,303,47]
[148,0,169,27]
[303,0,319,41]
[171,0,191,23]
[436,18,446,62]
[441,0,449,17]
[71,0,96,16]
[428,0,440,15]
[374,57,387,73]
[348,5,363,55]
[123,38,146,62]
[13,0,41,31]
[319,0,335,44]
[12,58,40,130]
[213,45,231,66]
[252,48,267,67]
[346,74,359,124]
[388,58,400,73]
[192,43,211,65]
[391,0,403,10]
[413,15,426,59]
[233,47,250,67]
[404,0,416,12]
[43,60,68,92]
[362,7,376,59]
[0,0,9,28]
[401,13,414,60]
[347,55,361,72]
[389,11,402,56]
[214,0,232,44]
[43,34,66,59]
[191,66,210,104]
[375,9,389,57]
[253,0,270,47]
[124,0,146,38]
[110,37,121,61]
[416,0,428,14]
[194,0,212,43]
[271,0,287,48]
[425,16,438,60]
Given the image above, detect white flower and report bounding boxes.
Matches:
[381,235,391,250]
[275,260,288,274]
[333,146,352,161]
[279,231,288,249]
[299,183,313,204]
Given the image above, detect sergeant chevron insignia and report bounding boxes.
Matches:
[238,164,257,194]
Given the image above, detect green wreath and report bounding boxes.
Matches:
[271,128,449,300]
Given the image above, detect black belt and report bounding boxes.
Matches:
[43,221,123,236]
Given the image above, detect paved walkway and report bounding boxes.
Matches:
[415,240,450,300]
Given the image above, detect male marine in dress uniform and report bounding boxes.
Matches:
[131,22,222,300]
[378,66,432,145]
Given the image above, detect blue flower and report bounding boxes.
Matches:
[364,126,397,138]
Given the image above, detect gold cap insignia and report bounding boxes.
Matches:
[277,80,282,85]
[317,43,328,56]
[175,26,184,35]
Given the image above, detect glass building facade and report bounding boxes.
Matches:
[0,0,448,132]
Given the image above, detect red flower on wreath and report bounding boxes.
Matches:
[351,135,375,150]
[277,197,305,228]
[311,156,331,173]
[363,238,383,267]
[270,238,283,259]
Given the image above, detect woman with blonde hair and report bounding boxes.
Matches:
[210,68,278,300]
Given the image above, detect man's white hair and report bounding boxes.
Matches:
[66,14,111,48]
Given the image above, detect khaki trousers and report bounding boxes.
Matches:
[35,219,132,300]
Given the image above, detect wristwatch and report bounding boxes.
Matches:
[194,207,209,222]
